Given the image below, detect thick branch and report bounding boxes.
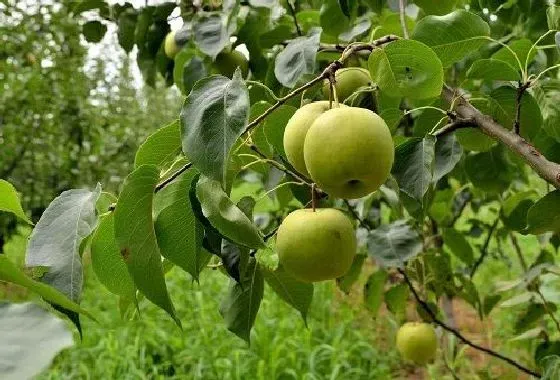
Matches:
[243,35,399,135]
[398,268,541,378]
[442,86,560,189]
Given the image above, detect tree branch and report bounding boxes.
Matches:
[398,0,409,39]
[242,35,399,136]
[285,0,302,36]
[397,268,541,378]
[442,85,560,189]
[514,81,531,135]
[433,117,476,137]
[470,216,500,278]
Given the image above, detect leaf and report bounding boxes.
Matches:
[263,105,298,158]
[193,13,229,59]
[72,0,108,15]
[117,10,137,53]
[434,134,462,182]
[0,257,91,316]
[413,0,457,15]
[135,121,181,169]
[442,228,474,265]
[173,50,208,94]
[180,73,250,186]
[364,269,388,316]
[385,283,409,317]
[368,39,444,100]
[82,21,107,43]
[0,179,31,224]
[336,254,366,294]
[526,190,560,235]
[196,176,265,249]
[548,5,560,30]
[0,302,74,380]
[491,38,535,71]
[412,10,490,67]
[482,294,501,316]
[113,165,180,327]
[541,355,560,380]
[392,136,436,203]
[26,185,101,302]
[220,258,264,343]
[155,170,208,281]
[274,28,321,88]
[220,240,250,283]
[466,59,521,81]
[320,0,350,37]
[90,214,136,300]
[501,191,538,231]
[263,265,313,322]
[337,0,356,18]
[464,147,513,193]
[367,220,423,267]
[339,15,371,43]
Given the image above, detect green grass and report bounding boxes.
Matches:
[37,265,400,380]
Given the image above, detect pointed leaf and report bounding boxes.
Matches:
[26,185,101,302]
[467,59,521,81]
[180,73,250,186]
[364,269,388,315]
[526,190,560,235]
[114,165,180,326]
[336,254,366,294]
[0,179,32,224]
[412,10,490,67]
[442,228,474,265]
[263,265,313,322]
[196,176,265,249]
[193,12,230,59]
[368,39,444,99]
[274,28,321,88]
[135,120,181,169]
[434,134,462,182]
[367,220,423,267]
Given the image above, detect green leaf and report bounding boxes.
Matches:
[501,191,538,231]
[263,265,313,322]
[173,49,208,94]
[547,5,560,30]
[338,0,357,18]
[367,220,423,267]
[72,0,108,15]
[412,10,490,67]
[90,214,136,300]
[180,73,250,187]
[82,21,107,43]
[193,13,230,59]
[220,258,264,343]
[364,269,388,316]
[413,0,457,15]
[464,147,513,193]
[26,185,101,302]
[196,176,265,249]
[336,254,366,294]
[491,38,535,71]
[0,302,74,380]
[0,179,32,224]
[368,39,443,100]
[434,134,462,182]
[320,0,350,37]
[0,257,91,317]
[534,80,560,143]
[442,228,474,265]
[385,283,409,317]
[135,121,181,169]
[526,190,560,234]
[392,136,436,203]
[274,28,321,88]
[114,165,180,327]
[489,86,543,141]
[155,170,209,281]
[466,59,521,81]
[117,10,137,53]
[264,105,297,158]
[482,294,501,316]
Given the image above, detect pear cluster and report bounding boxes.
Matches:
[283,102,394,200]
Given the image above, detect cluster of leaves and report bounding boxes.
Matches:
[3,0,560,377]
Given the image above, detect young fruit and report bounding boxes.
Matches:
[396,322,438,365]
[164,31,180,59]
[213,50,249,78]
[283,101,346,177]
[276,208,356,283]
[303,107,394,199]
[323,67,372,102]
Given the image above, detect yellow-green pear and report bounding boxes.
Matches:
[303,107,394,199]
[213,50,249,78]
[396,322,438,365]
[164,31,180,59]
[323,67,372,102]
[283,101,346,177]
[276,208,356,283]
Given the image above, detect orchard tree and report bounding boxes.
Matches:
[2,0,560,378]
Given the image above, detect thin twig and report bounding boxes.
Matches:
[242,35,399,136]
[343,200,371,231]
[535,287,560,334]
[514,81,531,135]
[285,0,302,36]
[398,0,409,39]
[249,144,310,186]
[509,233,528,272]
[470,216,500,278]
[398,268,541,378]
[433,118,476,137]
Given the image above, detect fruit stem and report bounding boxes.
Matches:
[328,73,339,109]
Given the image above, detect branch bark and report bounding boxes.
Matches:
[398,268,541,378]
[442,85,560,189]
